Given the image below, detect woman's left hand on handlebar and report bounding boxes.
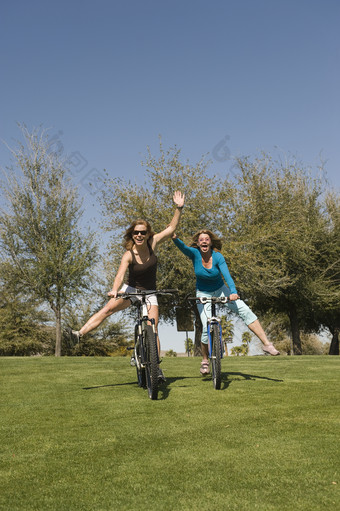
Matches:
[229,293,240,301]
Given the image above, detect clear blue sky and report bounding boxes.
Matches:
[1,0,339,352]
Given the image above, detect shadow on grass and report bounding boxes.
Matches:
[82,375,195,401]
[83,381,137,390]
[159,370,283,398]
[82,376,190,400]
[82,372,283,398]
[158,375,197,400]
[200,371,284,390]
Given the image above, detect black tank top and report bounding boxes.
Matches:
[128,243,157,290]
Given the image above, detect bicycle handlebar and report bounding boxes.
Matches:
[118,288,178,299]
[187,296,229,304]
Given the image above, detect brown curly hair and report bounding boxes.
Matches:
[190,229,222,251]
[123,219,155,250]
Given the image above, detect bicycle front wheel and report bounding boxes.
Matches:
[135,325,146,388]
[144,325,159,400]
[211,323,222,390]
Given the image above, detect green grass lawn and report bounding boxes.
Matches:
[0,356,339,511]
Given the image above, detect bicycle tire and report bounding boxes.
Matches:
[135,325,146,388]
[211,323,222,390]
[144,325,159,400]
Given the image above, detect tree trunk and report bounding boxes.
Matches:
[329,328,339,355]
[54,308,62,357]
[288,304,302,355]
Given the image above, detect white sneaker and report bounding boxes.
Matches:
[67,327,81,344]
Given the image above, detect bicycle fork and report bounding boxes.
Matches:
[207,318,224,359]
[139,316,159,365]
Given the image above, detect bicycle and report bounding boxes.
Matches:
[118,289,177,400]
[188,296,229,390]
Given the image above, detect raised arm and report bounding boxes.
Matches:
[172,235,196,260]
[151,191,185,248]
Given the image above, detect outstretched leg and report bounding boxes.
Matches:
[70,297,131,343]
[248,319,280,355]
[226,297,280,356]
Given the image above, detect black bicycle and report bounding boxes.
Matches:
[119,289,177,400]
[188,296,229,390]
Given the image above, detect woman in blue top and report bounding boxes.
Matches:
[173,229,279,374]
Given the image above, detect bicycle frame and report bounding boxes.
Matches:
[119,289,177,400]
[188,296,229,389]
[134,299,156,367]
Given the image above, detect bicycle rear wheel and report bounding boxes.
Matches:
[135,326,146,388]
[144,325,159,400]
[211,323,222,390]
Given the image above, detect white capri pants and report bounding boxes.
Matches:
[196,285,257,344]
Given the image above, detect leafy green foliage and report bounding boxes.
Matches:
[165,349,177,357]
[223,155,336,354]
[2,133,337,357]
[184,336,194,355]
[0,126,99,355]
[0,260,54,355]
[100,144,339,355]
[307,192,340,354]
[100,141,231,300]
[100,142,232,348]
[230,331,251,356]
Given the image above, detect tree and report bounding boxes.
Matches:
[307,192,340,355]
[165,349,177,357]
[241,331,252,354]
[230,345,247,357]
[223,155,330,354]
[185,336,194,356]
[221,315,234,356]
[99,143,338,356]
[0,260,54,355]
[300,333,329,355]
[0,126,99,355]
[230,332,251,357]
[100,141,231,354]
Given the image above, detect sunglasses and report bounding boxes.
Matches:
[133,230,147,236]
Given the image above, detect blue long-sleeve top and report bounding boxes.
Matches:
[172,237,237,294]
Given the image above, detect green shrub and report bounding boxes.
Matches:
[0,338,44,356]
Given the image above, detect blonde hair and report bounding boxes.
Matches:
[123,219,155,250]
[190,229,222,251]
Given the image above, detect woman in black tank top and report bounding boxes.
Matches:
[128,241,157,290]
[68,192,185,378]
